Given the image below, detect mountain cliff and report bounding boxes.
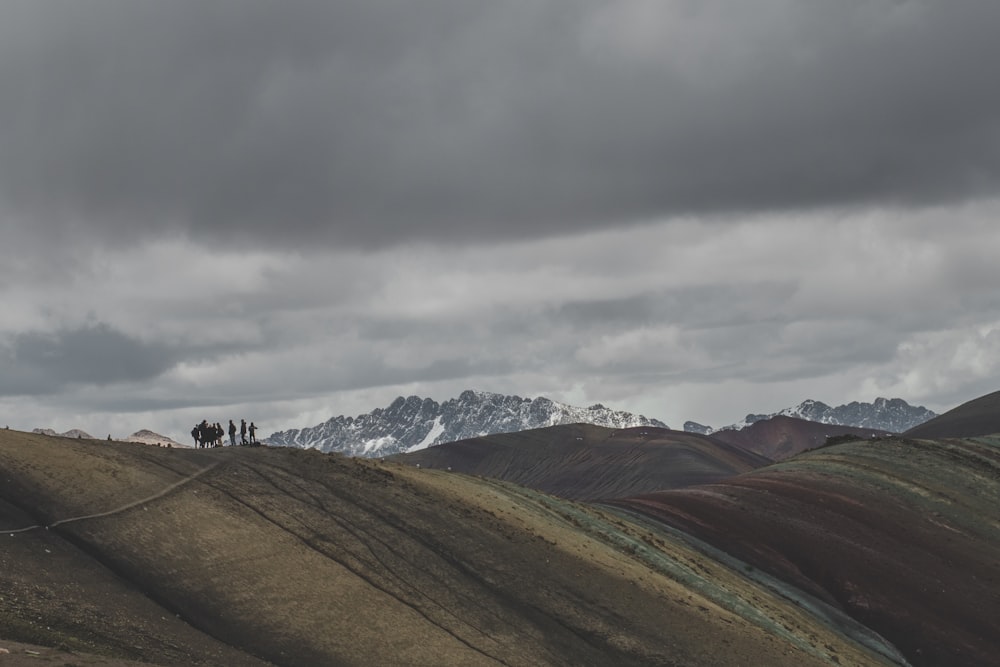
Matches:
[266,390,668,456]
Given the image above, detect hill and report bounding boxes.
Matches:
[31,428,97,439]
[609,434,1000,667]
[903,389,1000,438]
[0,429,899,667]
[394,424,770,500]
[705,415,890,460]
[124,429,187,448]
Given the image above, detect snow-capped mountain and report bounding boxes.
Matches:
[266,389,669,457]
[686,397,936,435]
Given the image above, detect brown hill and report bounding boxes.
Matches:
[707,415,890,460]
[31,428,96,439]
[125,429,187,448]
[904,388,1000,438]
[609,435,1000,667]
[393,424,770,500]
[0,428,898,667]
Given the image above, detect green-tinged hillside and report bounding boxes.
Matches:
[0,429,897,666]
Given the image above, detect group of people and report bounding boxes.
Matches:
[191,419,258,448]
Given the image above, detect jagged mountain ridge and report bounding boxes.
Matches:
[684,397,936,435]
[266,389,668,456]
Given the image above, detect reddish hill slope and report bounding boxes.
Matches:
[609,435,1000,667]
[394,424,770,500]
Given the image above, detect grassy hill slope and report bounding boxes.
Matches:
[0,430,897,667]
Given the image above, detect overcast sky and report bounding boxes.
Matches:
[3,1,1000,442]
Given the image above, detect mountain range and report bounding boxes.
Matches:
[683,396,936,434]
[265,389,667,456]
[268,390,935,457]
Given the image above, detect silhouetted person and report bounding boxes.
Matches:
[191,425,200,448]
[228,420,237,446]
[240,419,248,445]
[196,420,211,449]
[249,421,257,445]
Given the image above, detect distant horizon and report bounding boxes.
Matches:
[18,387,948,447]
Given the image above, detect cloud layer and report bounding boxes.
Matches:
[3,1,1000,249]
[4,206,1000,438]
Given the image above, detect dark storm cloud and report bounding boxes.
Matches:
[0,321,265,397]
[0,323,179,395]
[2,1,999,249]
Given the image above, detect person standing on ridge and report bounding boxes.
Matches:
[249,421,258,445]
[228,420,237,447]
[240,419,248,445]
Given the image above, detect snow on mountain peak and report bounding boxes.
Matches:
[267,390,668,457]
[688,398,936,435]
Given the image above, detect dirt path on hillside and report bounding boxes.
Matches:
[0,640,156,666]
[5,461,220,534]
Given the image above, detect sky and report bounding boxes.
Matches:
[3,1,1000,443]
